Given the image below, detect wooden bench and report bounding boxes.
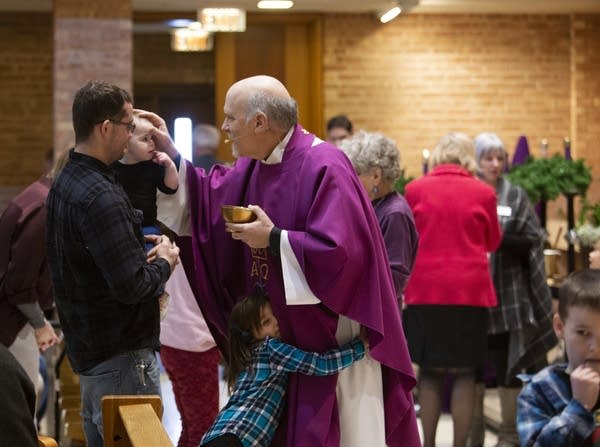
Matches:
[54,345,85,446]
[38,435,58,447]
[102,395,173,447]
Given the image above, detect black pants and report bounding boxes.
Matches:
[202,434,243,447]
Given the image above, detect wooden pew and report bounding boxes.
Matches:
[38,435,58,447]
[54,344,85,446]
[102,395,173,447]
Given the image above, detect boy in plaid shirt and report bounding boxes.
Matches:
[517,269,600,446]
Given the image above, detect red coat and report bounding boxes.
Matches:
[404,164,501,307]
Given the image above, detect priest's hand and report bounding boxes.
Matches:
[135,109,179,160]
[227,205,273,248]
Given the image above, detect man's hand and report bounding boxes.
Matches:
[135,109,179,159]
[227,205,274,249]
[34,321,61,352]
[570,363,600,411]
[146,234,180,272]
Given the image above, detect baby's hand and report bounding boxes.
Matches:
[152,151,174,167]
[570,363,600,411]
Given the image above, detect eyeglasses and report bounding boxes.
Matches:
[96,119,136,133]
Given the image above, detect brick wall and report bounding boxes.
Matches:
[1,11,599,211]
[53,0,133,157]
[323,13,579,176]
[0,13,53,187]
[323,13,600,228]
[573,14,600,203]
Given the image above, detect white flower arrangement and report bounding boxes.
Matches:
[574,224,600,248]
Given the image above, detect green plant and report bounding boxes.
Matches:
[394,168,414,195]
[578,198,600,227]
[506,155,591,203]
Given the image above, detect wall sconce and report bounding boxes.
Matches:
[377,0,419,23]
[171,26,214,52]
[198,8,246,32]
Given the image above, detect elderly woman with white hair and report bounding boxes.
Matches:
[468,132,556,447]
[339,131,418,300]
[403,132,502,447]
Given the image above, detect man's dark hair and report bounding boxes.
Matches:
[558,269,600,320]
[72,80,132,144]
[326,114,353,133]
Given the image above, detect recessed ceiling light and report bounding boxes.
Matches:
[257,1,294,10]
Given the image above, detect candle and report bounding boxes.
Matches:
[422,149,430,175]
[564,137,571,161]
[540,139,548,158]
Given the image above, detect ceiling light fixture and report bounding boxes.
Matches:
[171,26,214,52]
[377,0,419,23]
[379,6,401,23]
[198,8,246,32]
[257,1,294,9]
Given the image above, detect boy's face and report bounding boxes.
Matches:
[126,118,156,163]
[252,302,280,340]
[554,306,600,374]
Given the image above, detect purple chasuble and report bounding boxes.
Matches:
[185,125,419,447]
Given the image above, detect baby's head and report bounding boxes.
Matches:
[123,115,155,163]
[555,269,600,373]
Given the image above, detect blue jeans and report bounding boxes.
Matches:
[79,348,161,447]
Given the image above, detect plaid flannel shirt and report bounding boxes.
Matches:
[46,150,170,372]
[201,337,365,447]
[489,178,556,380]
[518,363,597,446]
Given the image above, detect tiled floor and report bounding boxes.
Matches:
[159,359,499,447]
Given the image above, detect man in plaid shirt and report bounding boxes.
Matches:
[46,81,180,447]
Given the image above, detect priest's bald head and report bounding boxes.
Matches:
[222,75,298,160]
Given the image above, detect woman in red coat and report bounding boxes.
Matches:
[403,132,501,447]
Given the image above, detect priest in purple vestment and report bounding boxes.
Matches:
[146,75,420,447]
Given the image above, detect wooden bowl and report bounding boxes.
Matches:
[221,205,257,224]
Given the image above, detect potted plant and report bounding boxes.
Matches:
[507,154,592,272]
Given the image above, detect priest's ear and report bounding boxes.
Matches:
[253,111,270,134]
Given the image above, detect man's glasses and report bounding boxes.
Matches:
[96,119,136,133]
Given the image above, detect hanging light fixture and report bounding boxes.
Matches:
[171,23,214,52]
[198,8,246,32]
[257,1,294,9]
